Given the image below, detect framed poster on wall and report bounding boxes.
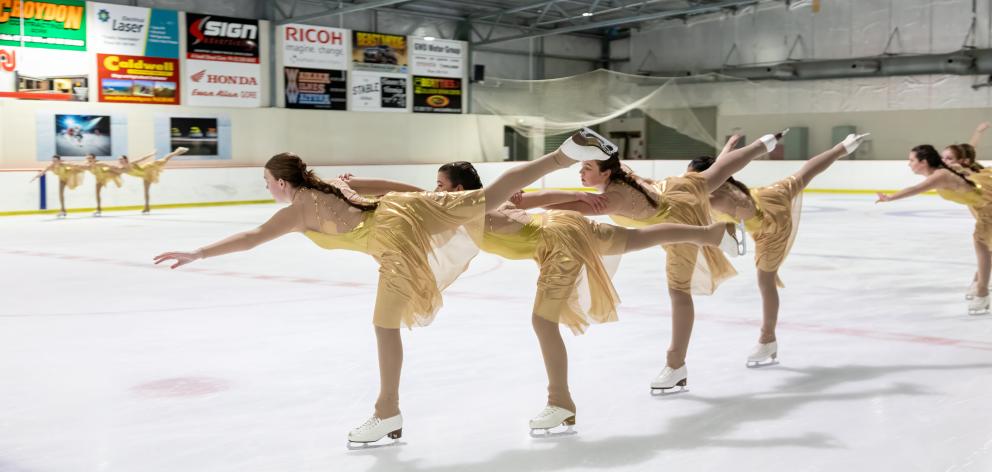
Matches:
[35,111,127,160]
[153,114,231,160]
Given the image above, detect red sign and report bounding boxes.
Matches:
[97,53,179,104]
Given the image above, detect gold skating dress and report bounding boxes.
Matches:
[607,172,736,295]
[126,160,167,183]
[934,172,992,248]
[89,163,123,188]
[52,164,86,189]
[299,180,486,329]
[711,176,804,287]
[478,204,629,334]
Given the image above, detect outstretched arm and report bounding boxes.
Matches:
[29,164,53,182]
[339,174,424,195]
[131,150,158,165]
[511,189,608,212]
[154,205,300,268]
[970,122,990,148]
[876,172,945,203]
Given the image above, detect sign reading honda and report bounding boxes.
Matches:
[185,59,260,107]
[281,24,347,70]
[97,53,178,104]
[410,37,464,78]
[285,67,345,110]
[350,70,406,112]
[0,0,86,50]
[413,76,461,114]
[352,31,406,74]
[186,13,258,63]
[89,2,179,58]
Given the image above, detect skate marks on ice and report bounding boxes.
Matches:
[356,362,992,472]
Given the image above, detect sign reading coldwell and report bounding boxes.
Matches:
[88,2,179,58]
[0,0,86,51]
[97,53,178,104]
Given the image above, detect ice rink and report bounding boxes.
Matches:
[2,193,991,472]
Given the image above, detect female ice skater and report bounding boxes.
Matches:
[687,133,869,367]
[350,161,740,434]
[120,147,188,214]
[30,155,87,218]
[85,154,126,216]
[154,128,623,446]
[513,130,786,394]
[876,144,992,315]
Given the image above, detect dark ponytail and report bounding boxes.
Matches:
[913,144,975,187]
[596,155,659,208]
[438,161,483,190]
[687,155,755,204]
[265,152,378,211]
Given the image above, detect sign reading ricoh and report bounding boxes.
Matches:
[0,0,87,51]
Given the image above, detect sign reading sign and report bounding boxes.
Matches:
[186,13,258,63]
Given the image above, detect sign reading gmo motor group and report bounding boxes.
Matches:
[186,13,258,63]
[0,0,86,51]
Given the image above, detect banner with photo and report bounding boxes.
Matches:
[281,23,347,70]
[97,53,178,104]
[186,13,259,64]
[154,114,231,160]
[412,76,461,114]
[184,59,260,107]
[35,111,127,160]
[285,67,345,110]
[410,37,464,78]
[350,71,406,112]
[351,31,406,74]
[0,46,88,100]
[0,0,86,51]
[88,2,179,58]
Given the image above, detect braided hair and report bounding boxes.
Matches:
[687,155,755,205]
[265,152,378,211]
[438,161,483,190]
[913,144,975,187]
[595,155,659,208]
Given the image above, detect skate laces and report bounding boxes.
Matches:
[355,416,381,431]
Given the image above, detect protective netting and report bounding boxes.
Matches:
[471,68,772,149]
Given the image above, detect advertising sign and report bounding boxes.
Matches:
[0,0,86,50]
[410,37,464,78]
[351,70,406,112]
[0,46,88,100]
[186,13,258,63]
[412,76,461,113]
[184,59,260,107]
[97,53,178,104]
[351,31,406,73]
[281,23,347,70]
[35,111,128,160]
[153,114,232,160]
[284,66,345,110]
[88,2,179,57]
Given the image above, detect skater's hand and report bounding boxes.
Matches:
[840,133,870,155]
[720,134,743,157]
[338,173,354,182]
[174,147,189,155]
[875,192,892,203]
[154,250,202,269]
[578,192,609,213]
[978,122,990,134]
[509,191,524,206]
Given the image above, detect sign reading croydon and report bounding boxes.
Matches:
[0,0,86,51]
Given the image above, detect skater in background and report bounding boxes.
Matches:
[85,154,126,217]
[30,155,87,218]
[877,144,992,315]
[120,147,188,214]
[687,133,869,367]
[154,129,620,446]
[513,130,786,394]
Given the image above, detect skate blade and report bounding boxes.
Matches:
[346,438,404,450]
[968,309,990,316]
[746,358,779,368]
[529,424,577,438]
[649,379,688,396]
